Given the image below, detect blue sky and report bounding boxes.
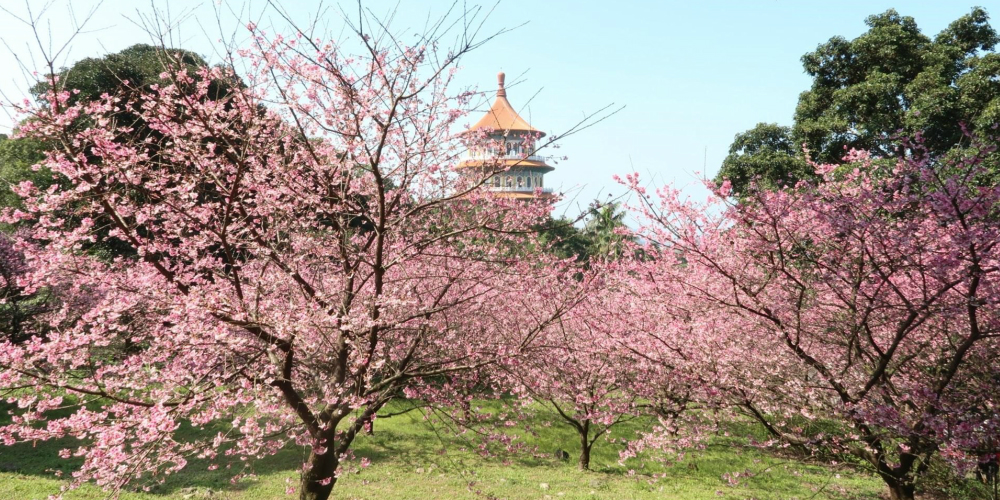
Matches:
[1,0,996,215]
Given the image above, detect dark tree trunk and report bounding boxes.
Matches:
[299,446,340,500]
[578,420,592,471]
[297,402,385,500]
[884,479,915,500]
[579,441,592,471]
[878,446,921,500]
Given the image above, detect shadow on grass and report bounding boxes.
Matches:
[0,400,311,496]
[353,400,651,476]
[0,399,890,500]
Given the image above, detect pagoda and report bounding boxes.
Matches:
[457,72,554,199]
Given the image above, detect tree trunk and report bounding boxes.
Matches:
[299,447,340,500]
[578,420,592,471]
[579,441,592,471]
[885,480,915,500]
[879,449,918,500]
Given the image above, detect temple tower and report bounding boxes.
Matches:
[458,72,554,199]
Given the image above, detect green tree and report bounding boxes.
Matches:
[0,134,49,228]
[537,216,594,262]
[715,123,814,194]
[0,44,235,343]
[581,202,631,261]
[11,44,245,258]
[0,234,54,344]
[797,7,1000,163]
[3,44,228,218]
[30,43,229,106]
[536,202,632,263]
[718,7,1000,193]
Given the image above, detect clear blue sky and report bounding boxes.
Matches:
[1,0,996,215]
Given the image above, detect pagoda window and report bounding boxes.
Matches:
[505,176,513,188]
[526,176,532,188]
[517,176,524,187]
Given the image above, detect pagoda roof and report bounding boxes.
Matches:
[468,72,546,137]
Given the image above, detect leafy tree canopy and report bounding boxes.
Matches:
[715,123,815,192]
[581,202,631,260]
[537,202,632,263]
[30,43,226,104]
[717,7,1000,194]
[0,134,49,227]
[4,44,225,217]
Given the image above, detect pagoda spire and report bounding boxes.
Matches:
[497,71,506,97]
[466,72,544,136]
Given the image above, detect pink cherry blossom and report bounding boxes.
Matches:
[623,141,1000,500]
[0,11,589,500]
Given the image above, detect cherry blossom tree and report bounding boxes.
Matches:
[496,250,717,471]
[598,259,714,468]
[625,143,1000,500]
[499,283,644,470]
[0,5,598,500]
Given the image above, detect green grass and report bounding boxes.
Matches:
[0,401,917,499]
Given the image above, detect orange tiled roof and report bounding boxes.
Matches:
[468,72,545,137]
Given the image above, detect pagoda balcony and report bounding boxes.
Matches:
[487,186,554,194]
[464,152,548,163]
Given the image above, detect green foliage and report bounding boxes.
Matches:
[581,202,631,261]
[31,44,226,105]
[715,123,815,194]
[537,216,594,262]
[4,44,221,214]
[0,135,55,344]
[914,456,993,500]
[13,44,245,259]
[796,7,1000,163]
[0,45,233,343]
[0,238,53,345]
[0,134,50,225]
[0,287,53,345]
[718,7,1000,194]
[537,203,633,263]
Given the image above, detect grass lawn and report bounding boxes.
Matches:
[0,400,945,499]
